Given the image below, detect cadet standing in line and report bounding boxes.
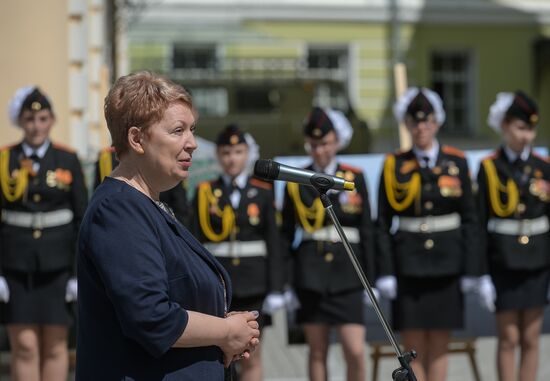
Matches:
[375,88,478,381]
[94,145,190,227]
[1,86,88,381]
[192,124,285,381]
[477,91,550,381]
[281,107,374,381]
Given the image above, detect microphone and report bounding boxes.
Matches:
[254,159,355,191]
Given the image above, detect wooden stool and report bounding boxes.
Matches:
[370,338,481,381]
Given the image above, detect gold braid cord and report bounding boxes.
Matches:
[383,155,421,212]
[0,149,28,202]
[197,182,235,242]
[482,159,519,217]
[287,182,325,233]
[98,150,113,182]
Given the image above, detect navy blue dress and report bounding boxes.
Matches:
[76,177,232,381]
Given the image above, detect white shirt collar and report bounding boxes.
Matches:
[22,140,50,159]
[221,171,248,190]
[312,158,338,176]
[412,140,439,168]
[503,145,530,163]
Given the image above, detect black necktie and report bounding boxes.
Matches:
[421,156,430,168]
[29,153,40,163]
[512,158,527,186]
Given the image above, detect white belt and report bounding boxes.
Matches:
[487,216,549,236]
[302,226,360,244]
[398,213,461,233]
[204,240,267,258]
[1,209,74,229]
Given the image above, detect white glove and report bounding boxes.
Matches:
[262,292,286,315]
[478,275,496,312]
[283,288,301,311]
[0,276,10,303]
[460,276,479,294]
[363,288,380,308]
[375,276,397,300]
[65,277,78,303]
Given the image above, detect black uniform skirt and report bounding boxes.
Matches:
[296,288,364,325]
[230,295,271,328]
[393,275,463,331]
[3,269,72,325]
[492,266,550,311]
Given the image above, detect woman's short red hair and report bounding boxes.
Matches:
[104,71,196,156]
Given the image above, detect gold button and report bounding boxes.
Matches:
[32,230,42,239]
[232,258,240,266]
[518,235,529,245]
[516,203,526,213]
[420,223,429,232]
[324,252,334,262]
[424,239,434,250]
[33,194,41,202]
[424,201,433,210]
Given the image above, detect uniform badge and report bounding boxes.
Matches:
[47,169,72,190]
[448,165,459,176]
[336,170,344,179]
[213,188,222,198]
[523,165,532,175]
[247,188,258,199]
[438,175,462,197]
[344,171,355,182]
[247,203,260,225]
[529,179,550,202]
[534,169,543,179]
[432,166,442,175]
[340,189,363,214]
[399,160,419,174]
[19,158,36,177]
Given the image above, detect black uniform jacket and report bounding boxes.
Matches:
[281,162,374,294]
[192,176,284,298]
[0,142,88,273]
[477,148,550,271]
[94,147,190,227]
[376,146,478,278]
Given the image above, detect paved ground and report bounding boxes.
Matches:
[261,309,550,381]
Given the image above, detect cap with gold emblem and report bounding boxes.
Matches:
[8,86,53,127]
[303,106,353,151]
[488,90,539,132]
[393,87,446,126]
[216,124,247,147]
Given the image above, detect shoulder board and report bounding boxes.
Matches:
[441,145,465,158]
[532,152,550,163]
[0,143,17,152]
[52,142,76,154]
[339,163,361,173]
[250,178,273,190]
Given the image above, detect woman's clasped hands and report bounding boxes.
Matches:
[222,310,260,367]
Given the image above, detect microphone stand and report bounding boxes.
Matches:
[317,188,417,381]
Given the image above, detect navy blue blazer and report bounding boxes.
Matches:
[76,177,232,381]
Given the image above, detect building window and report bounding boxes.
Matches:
[173,45,217,70]
[307,47,348,70]
[431,51,474,135]
[188,87,228,117]
[235,88,279,113]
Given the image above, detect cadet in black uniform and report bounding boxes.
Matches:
[375,88,478,381]
[281,107,374,381]
[477,91,550,381]
[2,86,88,381]
[94,146,191,227]
[192,125,284,381]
